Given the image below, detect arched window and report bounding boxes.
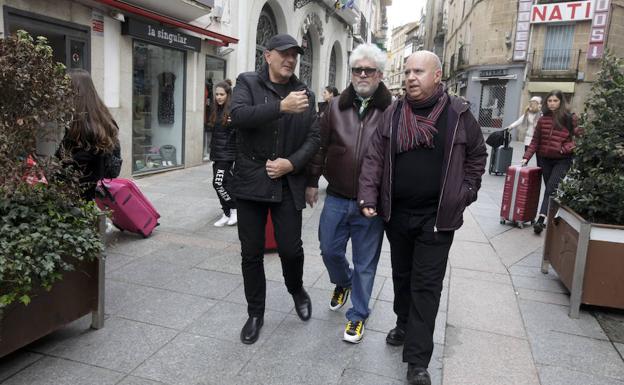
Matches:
[255,5,277,72]
[328,46,337,88]
[300,31,313,87]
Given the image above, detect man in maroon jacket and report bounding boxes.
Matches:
[358,51,487,385]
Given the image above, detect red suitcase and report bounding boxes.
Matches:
[96,178,160,237]
[500,165,542,228]
[265,210,277,251]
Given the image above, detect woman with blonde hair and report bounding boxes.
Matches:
[508,96,541,151]
[58,68,120,200]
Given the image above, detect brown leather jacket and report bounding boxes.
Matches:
[306,83,392,198]
[358,96,487,231]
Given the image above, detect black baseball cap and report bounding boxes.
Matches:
[265,34,304,55]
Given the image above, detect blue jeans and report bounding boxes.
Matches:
[319,194,384,322]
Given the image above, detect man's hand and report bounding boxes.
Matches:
[266,158,294,179]
[361,207,377,218]
[305,187,318,208]
[280,90,309,114]
[520,158,528,166]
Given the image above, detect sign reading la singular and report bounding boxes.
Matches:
[530,0,593,23]
[122,18,201,52]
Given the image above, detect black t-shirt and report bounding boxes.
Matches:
[392,102,449,213]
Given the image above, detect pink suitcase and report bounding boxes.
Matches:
[500,165,542,228]
[96,178,160,237]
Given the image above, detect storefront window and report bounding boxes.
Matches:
[132,41,185,173]
[203,56,226,160]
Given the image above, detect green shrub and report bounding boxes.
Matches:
[557,52,624,225]
[0,31,103,309]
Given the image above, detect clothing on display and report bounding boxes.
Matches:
[158,72,176,124]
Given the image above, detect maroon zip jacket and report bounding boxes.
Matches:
[523,113,579,161]
[357,96,487,231]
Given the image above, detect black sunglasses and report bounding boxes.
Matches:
[351,67,378,76]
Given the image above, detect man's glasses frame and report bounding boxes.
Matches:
[351,67,378,77]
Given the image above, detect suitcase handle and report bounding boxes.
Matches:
[96,179,116,203]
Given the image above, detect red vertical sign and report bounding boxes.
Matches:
[588,0,611,59]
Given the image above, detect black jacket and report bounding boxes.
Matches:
[230,64,320,209]
[209,107,237,162]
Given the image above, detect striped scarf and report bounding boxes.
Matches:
[397,84,448,152]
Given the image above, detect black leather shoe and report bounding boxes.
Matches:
[406,364,431,385]
[240,316,263,344]
[533,221,545,235]
[386,326,406,346]
[292,289,312,321]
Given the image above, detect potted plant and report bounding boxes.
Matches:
[0,31,105,358]
[541,52,624,318]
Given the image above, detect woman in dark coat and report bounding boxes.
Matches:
[208,80,238,227]
[58,69,120,201]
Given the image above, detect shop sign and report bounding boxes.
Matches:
[122,18,201,52]
[92,11,104,37]
[513,0,532,61]
[588,0,611,59]
[479,69,508,78]
[531,1,593,24]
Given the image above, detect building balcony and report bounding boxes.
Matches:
[528,49,583,80]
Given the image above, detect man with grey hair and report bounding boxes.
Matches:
[306,43,392,343]
[359,50,487,384]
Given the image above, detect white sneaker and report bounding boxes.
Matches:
[227,209,237,226]
[214,214,230,227]
[343,320,365,344]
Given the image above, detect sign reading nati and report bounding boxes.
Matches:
[122,18,201,52]
[531,1,593,23]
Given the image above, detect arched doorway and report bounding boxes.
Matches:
[300,31,313,87]
[328,46,337,88]
[255,5,277,71]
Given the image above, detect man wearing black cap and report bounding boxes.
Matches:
[230,33,320,344]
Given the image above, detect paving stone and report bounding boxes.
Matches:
[526,328,624,380]
[235,316,356,385]
[29,317,176,373]
[195,247,243,275]
[291,286,351,325]
[516,287,570,306]
[519,299,608,340]
[515,251,545,267]
[106,234,169,260]
[443,326,540,385]
[108,259,189,289]
[366,299,397,334]
[104,251,139,274]
[224,278,295,314]
[451,267,512,285]
[116,376,166,385]
[0,357,123,385]
[448,241,507,274]
[148,242,216,267]
[448,276,526,338]
[509,264,559,280]
[163,268,242,299]
[185,301,287,345]
[132,333,252,385]
[594,311,624,344]
[346,329,406,380]
[511,274,568,294]
[0,351,43,382]
[116,286,215,330]
[615,342,624,358]
[377,278,394,302]
[490,227,543,267]
[454,210,489,244]
[105,280,155,315]
[336,369,403,385]
[537,365,624,385]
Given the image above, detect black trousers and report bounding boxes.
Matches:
[536,156,572,216]
[212,161,236,216]
[237,185,304,317]
[385,210,454,367]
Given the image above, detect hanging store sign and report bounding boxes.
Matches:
[588,0,611,59]
[513,0,533,61]
[122,18,201,52]
[530,1,593,23]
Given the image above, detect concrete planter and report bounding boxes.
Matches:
[0,218,106,358]
[542,198,624,318]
